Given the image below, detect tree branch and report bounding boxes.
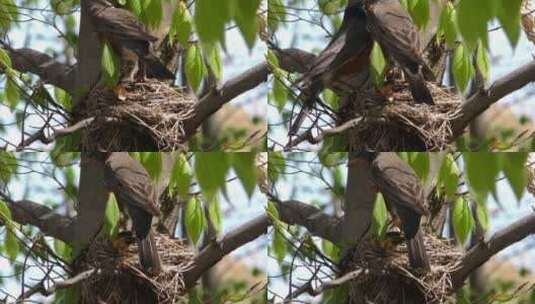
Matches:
[0,192,74,243]
[450,212,535,289]
[451,60,535,138]
[272,199,341,243]
[18,268,96,300]
[185,63,269,136]
[16,117,97,151]
[183,214,269,289]
[2,44,77,94]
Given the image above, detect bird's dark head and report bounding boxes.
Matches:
[345,0,367,18]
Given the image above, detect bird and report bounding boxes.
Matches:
[88,0,175,98]
[364,0,435,104]
[104,152,162,275]
[288,1,374,136]
[361,151,430,271]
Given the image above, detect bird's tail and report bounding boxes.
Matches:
[138,231,162,275]
[142,54,175,80]
[407,230,430,271]
[406,70,434,105]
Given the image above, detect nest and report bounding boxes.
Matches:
[77,234,194,304]
[341,81,461,151]
[344,233,462,303]
[80,80,196,151]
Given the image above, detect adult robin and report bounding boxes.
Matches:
[288,1,374,136]
[360,152,430,271]
[88,0,175,98]
[364,0,435,104]
[104,152,162,275]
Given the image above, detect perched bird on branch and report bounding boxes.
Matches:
[360,152,430,271]
[104,152,162,275]
[88,0,175,98]
[364,0,435,104]
[289,1,373,136]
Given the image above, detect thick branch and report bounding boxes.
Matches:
[0,194,74,243]
[273,199,341,243]
[3,46,76,93]
[186,63,269,135]
[183,214,269,289]
[450,212,535,289]
[451,60,535,138]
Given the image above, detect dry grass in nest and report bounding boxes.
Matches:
[81,80,196,151]
[77,234,194,304]
[345,233,462,303]
[342,82,461,151]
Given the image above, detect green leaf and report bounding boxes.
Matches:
[205,43,223,80]
[5,76,19,110]
[100,42,120,85]
[476,42,490,80]
[452,196,474,245]
[402,152,430,182]
[452,44,474,92]
[266,201,280,221]
[319,0,344,15]
[456,0,494,50]
[185,197,206,245]
[169,154,193,198]
[437,154,460,200]
[54,239,73,262]
[194,0,229,44]
[139,152,162,181]
[321,239,340,261]
[266,49,280,68]
[475,200,489,231]
[0,47,12,68]
[232,152,257,198]
[169,1,193,45]
[127,0,142,17]
[407,0,429,29]
[502,152,528,201]
[232,0,261,49]
[496,0,523,48]
[271,228,286,263]
[0,199,12,225]
[194,152,230,200]
[272,76,288,111]
[438,3,457,48]
[207,198,222,233]
[103,193,120,238]
[463,152,501,200]
[185,45,206,92]
[268,0,285,32]
[268,152,286,184]
[5,228,19,261]
[371,193,388,239]
[369,41,386,88]
[322,88,340,111]
[143,0,163,29]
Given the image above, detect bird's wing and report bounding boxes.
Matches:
[366,0,423,71]
[94,7,157,43]
[106,154,160,216]
[299,6,371,93]
[371,153,426,216]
